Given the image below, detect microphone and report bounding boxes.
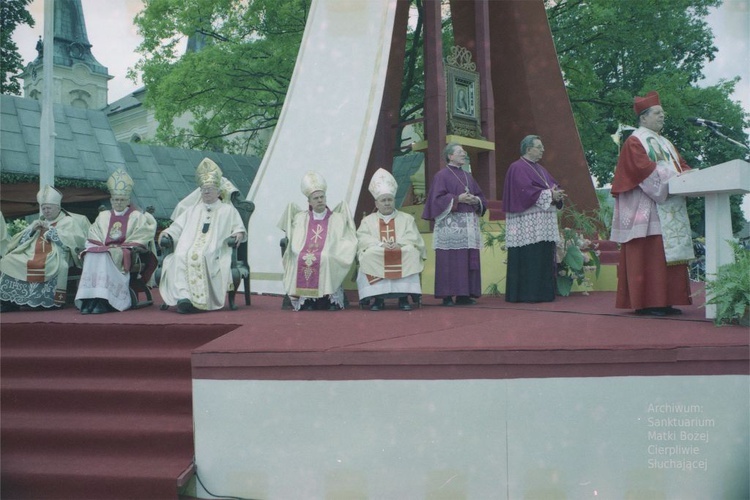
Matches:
[688,117,723,128]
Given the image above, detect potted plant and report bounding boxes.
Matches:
[556,226,601,296]
[704,241,750,326]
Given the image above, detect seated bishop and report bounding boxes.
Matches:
[356,168,426,311]
[0,186,90,311]
[75,169,158,314]
[278,171,357,311]
[158,158,247,313]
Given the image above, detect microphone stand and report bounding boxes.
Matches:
[704,123,750,152]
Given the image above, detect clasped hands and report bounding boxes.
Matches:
[551,187,566,202]
[459,192,480,205]
[31,220,50,231]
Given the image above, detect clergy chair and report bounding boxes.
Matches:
[65,247,84,305]
[128,246,154,309]
[280,237,293,310]
[67,246,153,308]
[227,194,254,310]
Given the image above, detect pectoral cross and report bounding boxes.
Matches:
[382,224,395,244]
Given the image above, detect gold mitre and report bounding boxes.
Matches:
[37,184,63,206]
[195,158,223,188]
[300,171,327,197]
[107,168,134,197]
[368,168,398,199]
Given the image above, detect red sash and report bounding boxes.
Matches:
[85,209,137,272]
[367,218,403,284]
[26,226,54,283]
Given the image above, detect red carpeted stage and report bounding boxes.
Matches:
[1,284,748,499]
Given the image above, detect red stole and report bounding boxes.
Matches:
[295,210,331,294]
[86,208,136,272]
[26,225,55,283]
[367,218,403,284]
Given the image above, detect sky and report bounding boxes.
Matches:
[11,0,750,217]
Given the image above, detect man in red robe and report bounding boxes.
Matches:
[610,91,694,317]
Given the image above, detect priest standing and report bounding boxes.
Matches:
[503,135,564,303]
[611,91,694,317]
[422,143,487,306]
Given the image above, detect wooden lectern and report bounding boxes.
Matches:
[669,159,750,318]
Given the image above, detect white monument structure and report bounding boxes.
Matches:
[669,159,750,318]
[247,0,399,294]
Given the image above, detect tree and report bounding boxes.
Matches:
[546,0,749,234]
[132,0,311,154]
[134,0,447,155]
[0,0,35,96]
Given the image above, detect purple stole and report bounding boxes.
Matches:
[295,209,331,294]
[367,218,403,284]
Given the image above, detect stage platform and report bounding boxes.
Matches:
[2,284,747,380]
[3,285,748,499]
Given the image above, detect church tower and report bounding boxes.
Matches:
[21,0,112,109]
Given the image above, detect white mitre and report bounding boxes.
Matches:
[368,168,398,199]
[301,171,327,197]
[37,185,63,206]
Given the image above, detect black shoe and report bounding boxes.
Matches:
[177,299,199,314]
[0,301,20,313]
[91,299,111,314]
[635,308,666,317]
[398,297,412,311]
[662,306,683,316]
[441,297,455,307]
[81,299,98,314]
[370,298,385,311]
[455,296,477,306]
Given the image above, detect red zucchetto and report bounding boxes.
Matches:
[633,91,661,115]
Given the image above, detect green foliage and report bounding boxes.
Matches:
[133,0,311,154]
[481,218,506,252]
[0,0,35,95]
[0,172,107,192]
[6,218,29,237]
[595,189,614,236]
[480,218,506,296]
[398,0,454,131]
[703,241,750,326]
[556,207,601,296]
[546,0,749,237]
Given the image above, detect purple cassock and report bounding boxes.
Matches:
[422,165,488,299]
[502,158,559,214]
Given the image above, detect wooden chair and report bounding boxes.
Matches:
[67,247,153,309]
[227,194,255,310]
[128,247,154,309]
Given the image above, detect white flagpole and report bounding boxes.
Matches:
[39,0,55,188]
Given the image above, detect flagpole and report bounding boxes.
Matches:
[39,0,55,188]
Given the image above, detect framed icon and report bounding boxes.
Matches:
[446,65,481,137]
